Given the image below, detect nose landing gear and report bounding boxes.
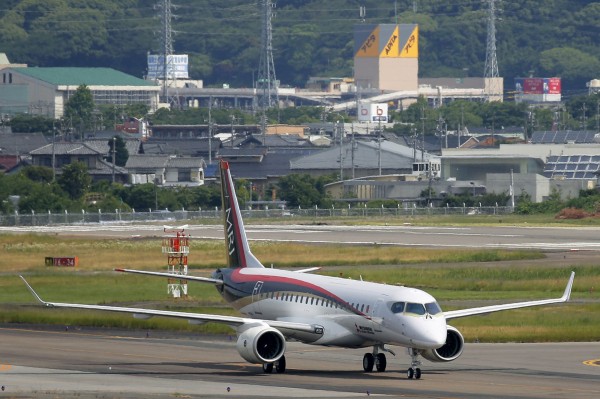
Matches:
[407,348,422,379]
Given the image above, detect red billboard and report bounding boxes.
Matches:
[545,78,561,94]
[523,78,543,94]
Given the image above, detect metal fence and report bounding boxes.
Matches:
[0,205,514,226]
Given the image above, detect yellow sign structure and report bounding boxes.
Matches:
[380,26,399,58]
[400,26,419,58]
[355,26,380,58]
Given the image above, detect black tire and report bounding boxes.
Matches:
[407,368,414,379]
[262,363,273,374]
[275,355,286,373]
[363,353,374,372]
[375,353,387,372]
[415,368,422,379]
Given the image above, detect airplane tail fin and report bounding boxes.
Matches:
[220,160,264,268]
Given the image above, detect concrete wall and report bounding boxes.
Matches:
[380,58,418,91]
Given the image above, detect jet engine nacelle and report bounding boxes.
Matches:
[421,325,464,362]
[236,325,286,364]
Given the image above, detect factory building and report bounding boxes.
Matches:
[0,65,160,118]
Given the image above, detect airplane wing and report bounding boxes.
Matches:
[294,267,321,273]
[114,268,223,285]
[19,276,322,335]
[444,271,575,321]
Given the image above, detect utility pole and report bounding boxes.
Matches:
[484,0,501,101]
[51,120,56,181]
[338,121,344,181]
[420,107,426,162]
[257,0,278,141]
[230,115,235,148]
[378,117,382,175]
[111,137,116,184]
[596,101,599,132]
[207,99,212,164]
[351,123,356,179]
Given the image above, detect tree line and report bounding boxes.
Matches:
[0,1,598,92]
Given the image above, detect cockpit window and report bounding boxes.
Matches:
[425,302,442,315]
[405,302,426,315]
[390,302,405,313]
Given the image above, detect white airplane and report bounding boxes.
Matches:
[21,160,575,379]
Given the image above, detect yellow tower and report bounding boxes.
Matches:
[354,24,419,91]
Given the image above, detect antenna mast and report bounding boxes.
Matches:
[483,0,501,101]
[257,0,278,137]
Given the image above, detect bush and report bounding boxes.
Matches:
[555,208,589,219]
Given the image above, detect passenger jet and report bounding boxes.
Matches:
[21,160,574,379]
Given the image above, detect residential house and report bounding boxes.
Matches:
[29,142,128,183]
[126,155,205,187]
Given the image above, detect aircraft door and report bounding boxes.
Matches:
[372,299,385,332]
[252,281,264,315]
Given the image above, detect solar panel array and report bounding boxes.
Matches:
[543,155,600,179]
[531,131,597,144]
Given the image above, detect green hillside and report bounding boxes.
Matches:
[0,0,598,92]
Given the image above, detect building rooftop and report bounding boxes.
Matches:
[12,67,157,87]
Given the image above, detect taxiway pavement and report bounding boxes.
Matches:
[1,326,599,398]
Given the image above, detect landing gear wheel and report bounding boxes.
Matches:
[375,353,387,372]
[363,353,374,372]
[415,368,422,379]
[407,368,414,379]
[275,355,286,373]
[262,363,273,373]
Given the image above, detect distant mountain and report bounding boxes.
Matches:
[0,0,597,91]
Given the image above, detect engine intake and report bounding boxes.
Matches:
[236,325,286,364]
[421,325,464,362]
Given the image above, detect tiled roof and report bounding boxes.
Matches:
[12,67,157,87]
[167,157,205,168]
[125,155,170,169]
[29,142,101,155]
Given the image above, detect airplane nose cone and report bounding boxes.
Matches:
[413,319,447,348]
[430,325,448,347]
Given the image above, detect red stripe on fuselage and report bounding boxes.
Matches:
[230,268,367,317]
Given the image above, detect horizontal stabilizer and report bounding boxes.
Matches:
[114,268,223,285]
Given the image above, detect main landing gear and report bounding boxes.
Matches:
[363,344,395,373]
[262,355,286,374]
[362,346,423,379]
[407,348,422,379]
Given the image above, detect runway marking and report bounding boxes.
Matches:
[583,358,600,367]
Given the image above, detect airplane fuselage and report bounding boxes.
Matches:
[214,266,448,350]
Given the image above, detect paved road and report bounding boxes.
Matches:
[0,326,599,398]
[3,223,600,251]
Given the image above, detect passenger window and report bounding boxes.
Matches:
[406,303,426,315]
[391,302,405,314]
[360,304,365,312]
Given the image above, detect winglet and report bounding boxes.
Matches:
[19,275,52,307]
[561,271,575,302]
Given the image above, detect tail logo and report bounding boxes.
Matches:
[225,205,236,256]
